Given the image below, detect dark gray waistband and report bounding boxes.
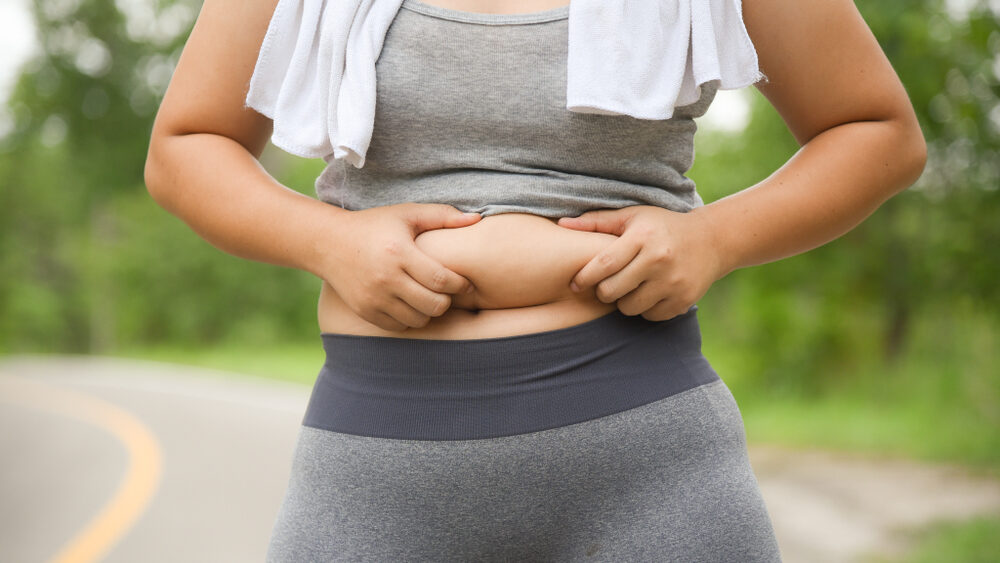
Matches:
[302,305,720,440]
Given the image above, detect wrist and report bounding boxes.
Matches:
[687,203,739,281]
[305,205,356,281]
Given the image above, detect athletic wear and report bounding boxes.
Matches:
[303,306,719,441]
[244,0,764,167]
[263,3,782,561]
[267,309,782,561]
[315,1,720,218]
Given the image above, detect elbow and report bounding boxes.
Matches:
[888,116,928,196]
[910,130,928,182]
[143,150,158,201]
[143,136,172,209]
[901,127,928,193]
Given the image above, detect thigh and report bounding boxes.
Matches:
[567,379,783,562]
[266,379,782,562]
[265,425,569,562]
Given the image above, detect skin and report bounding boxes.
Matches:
[315,213,620,339]
[144,0,926,340]
[556,0,928,322]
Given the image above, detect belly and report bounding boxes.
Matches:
[317,213,620,339]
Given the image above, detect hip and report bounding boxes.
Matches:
[274,304,783,560]
[270,375,781,562]
[306,303,713,441]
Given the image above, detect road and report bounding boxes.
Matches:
[2,355,998,562]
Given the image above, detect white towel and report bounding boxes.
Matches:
[245,0,765,168]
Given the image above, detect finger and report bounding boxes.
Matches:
[382,297,433,329]
[394,276,453,318]
[366,310,408,332]
[615,281,663,316]
[407,204,481,234]
[556,208,633,236]
[403,246,474,295]
[639,298,687,323]
[595,266,647,305]
[571,236,642,291]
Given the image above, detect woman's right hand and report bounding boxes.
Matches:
[320,203,482,331]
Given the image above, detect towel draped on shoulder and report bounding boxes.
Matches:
[244,0,765,168]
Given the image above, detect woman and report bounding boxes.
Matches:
[145,0,926,560]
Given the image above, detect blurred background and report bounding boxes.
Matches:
[0,0,998,561]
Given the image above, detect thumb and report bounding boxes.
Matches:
[408,204,481,234]
[556,208,633,236]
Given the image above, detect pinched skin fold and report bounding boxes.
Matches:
[413,213,619,311]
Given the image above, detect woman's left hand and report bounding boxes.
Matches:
[556,205,729,322]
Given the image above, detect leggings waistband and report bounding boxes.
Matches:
[302,304,720,440]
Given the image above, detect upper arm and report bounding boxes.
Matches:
[743,0,924,148]
[150,0,280,159]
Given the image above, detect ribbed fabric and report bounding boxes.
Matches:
[314,5,723,218]
[244,0,764,167]
[268,378,784,561]
[400,0,570,24]
[257,3,782,558]
[301,305,722,440]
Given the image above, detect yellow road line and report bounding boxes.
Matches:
[0,374,163,563]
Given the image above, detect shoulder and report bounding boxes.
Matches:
[742,0,919,145]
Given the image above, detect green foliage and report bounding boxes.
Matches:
[103,189,320,348]
[688,0,1000,397]
[0,0,328,352]
[0,0,998,467]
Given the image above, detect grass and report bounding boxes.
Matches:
[736,394,1000,472]
[724,347,1000,473]
[866,514,1000,562]
[109,335,1000,474]
[64,298,997,474]
[702,301,1000,473]
[112,339,325,386]
[29,304,1000,560]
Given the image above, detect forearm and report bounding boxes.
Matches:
[144,133,347,279]
[691,119,927,277]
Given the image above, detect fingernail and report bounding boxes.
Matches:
[570,282,580,292]
[465,285,475,294]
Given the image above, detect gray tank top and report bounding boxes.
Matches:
[314,0,719,218]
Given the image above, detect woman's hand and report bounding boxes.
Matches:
[413,213,620,310]
[322,203,482,331]
[555,205,728,322]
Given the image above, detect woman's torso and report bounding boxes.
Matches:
[317,0,718,340]
[318,212,619,339]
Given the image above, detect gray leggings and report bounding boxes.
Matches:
[266,308,782,561]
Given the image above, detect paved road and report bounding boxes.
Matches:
[2,356,999,562]
[0,356,307,563]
